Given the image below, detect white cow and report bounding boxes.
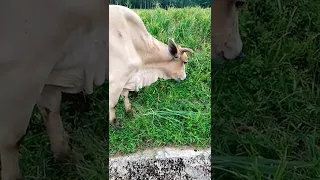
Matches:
[0,2,192,179]
[109,5,194,127]
[0,0,107,179]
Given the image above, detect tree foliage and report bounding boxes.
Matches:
[109,0,211,9]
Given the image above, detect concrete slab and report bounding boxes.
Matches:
[109,147,211,180]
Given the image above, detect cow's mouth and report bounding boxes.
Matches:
[168,76,182,82]
[169,77,180,82]
[216,50,246,61]
[166,72,186,82]
[176,76,186,82]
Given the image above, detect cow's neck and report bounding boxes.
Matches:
[139,37,172,66]
[125,38,173,91]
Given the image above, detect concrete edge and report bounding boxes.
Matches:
[109,147,211,180]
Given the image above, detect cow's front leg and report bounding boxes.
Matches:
[121,89,132,113]
[109,85,123,128]
[0,120,27,180]
[0,102,34,180]
[109,105,119,127]
[37,85,69,162]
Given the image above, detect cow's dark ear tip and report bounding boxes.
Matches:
[168,38,175,46]
[168,39,178,56]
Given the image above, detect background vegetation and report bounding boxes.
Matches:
[17,5,211,180]
[109,0,211,9]
[212,0,320,179]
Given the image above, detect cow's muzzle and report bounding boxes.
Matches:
[212,50,246,65]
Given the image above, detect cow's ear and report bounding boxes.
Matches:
[168,39,179,58]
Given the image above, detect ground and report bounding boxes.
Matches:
[212,0,320,179]
[17,7,211,179]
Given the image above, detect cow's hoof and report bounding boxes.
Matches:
[127,111,135,119]
[54,152,70,163]
[53,134,70,163]
[110,119,122,129]
[125,106,132,113]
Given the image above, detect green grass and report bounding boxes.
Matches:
[16,7,211,179]
[109,7,211,155]
[212,0,320,179]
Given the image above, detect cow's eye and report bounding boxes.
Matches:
[183,62,187,64]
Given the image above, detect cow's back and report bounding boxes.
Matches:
[109,5,149,85]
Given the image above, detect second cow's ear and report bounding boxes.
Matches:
[168,39,179,58]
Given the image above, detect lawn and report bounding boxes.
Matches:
[16,7,211,179]
[109,7,211,156]
[212,0,320,179]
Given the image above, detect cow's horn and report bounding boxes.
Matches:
[181,48,194,54]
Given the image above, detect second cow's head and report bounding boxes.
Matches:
[212,0,246,64]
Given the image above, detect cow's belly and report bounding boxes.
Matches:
[46,67,84,94]
[45,42,87,94]
[46,27,108,94]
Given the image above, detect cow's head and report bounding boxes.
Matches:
[212,0,246,64]
[164,39,193,81]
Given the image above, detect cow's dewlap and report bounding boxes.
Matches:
[124,68,170,92]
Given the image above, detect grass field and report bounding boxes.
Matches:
[15,7,211,179]
[109,7,211,155]
[212,0,320,179]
